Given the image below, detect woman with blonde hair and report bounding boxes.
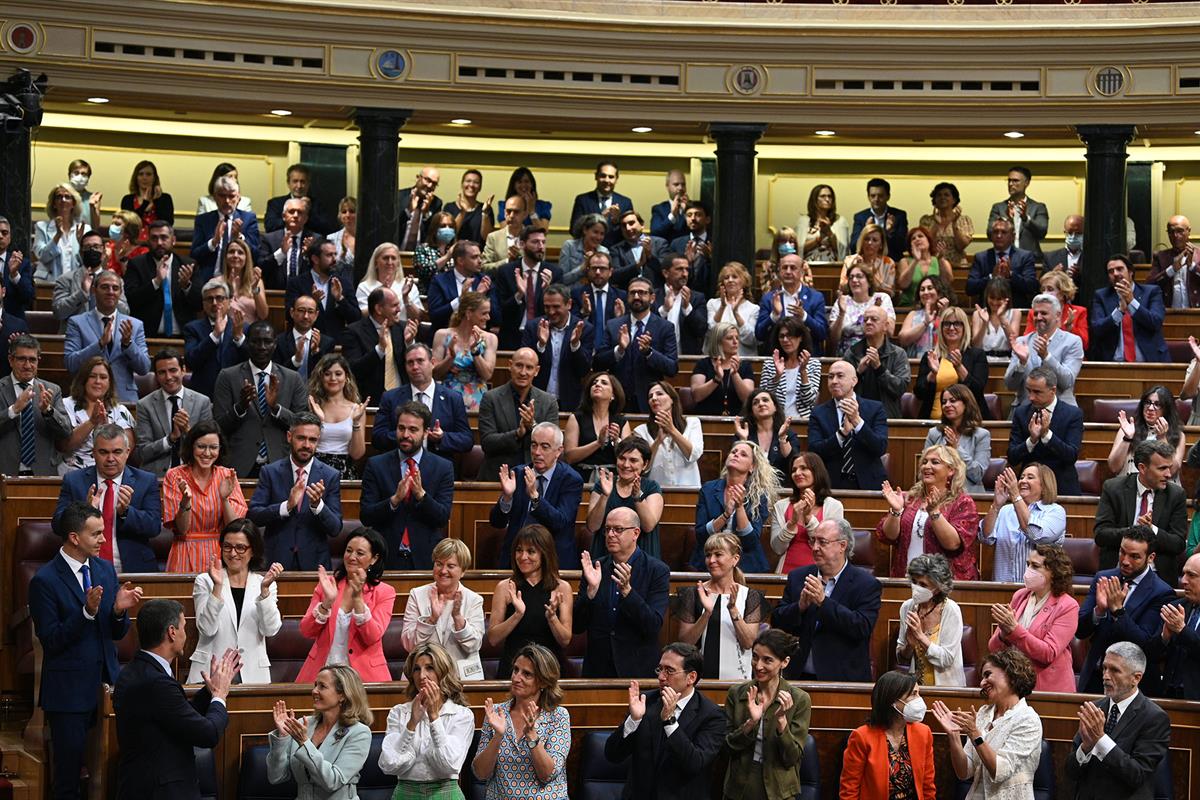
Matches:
[841,223,896,297]
[706,262,759,356]
[33,183,90,280]
[692,440,781,574]
[431,290,497,412]
[327,196,357,271]
[400,538,486,682]
[914,305,990,419]
[268,663,373,799]
[690,321,755,416]
[220,239,267,324]
[796,184,849,261]
[981,464,1067,583]
[355,241,424,321]
[379,643,476,798]
[105,210,147,275]
[875,444,980,580]
[306,353,368,479]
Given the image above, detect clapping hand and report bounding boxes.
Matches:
[1078,701,1106,752]
[612,560,633,597]
[697,581,718,615]
[316,564,339,606]
[732,416,750,440]
[596,466,615,496]
[207,554,224,590]
[991,602,1017,634]
[660,685,682,723]
[260,563,284,595]
[1161,602,1187,641]
[774,689,794,733]
[881,481,905,514]
[498,464,517,499]
[305,478,327,506]
[628,681,647,721]
[581,551,603,597]
[746,685,767,723]
[1117,410,1136,440]
[201,647,242,700]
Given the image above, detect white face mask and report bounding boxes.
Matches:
[896,696,927,724]
[911,584,934,604]
[69,173,90,190]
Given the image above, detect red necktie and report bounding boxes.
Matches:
[1121,311,1137,363]
[100,479,115,562]
[1138,489,1150,519]
[401,457,416,549]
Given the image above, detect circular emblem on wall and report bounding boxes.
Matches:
[6,23,38,54]
[375,49,406,80]
[730,65,764,95]
[1092,66,1126,97]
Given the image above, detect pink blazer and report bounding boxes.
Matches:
[297,580,397,683]
[987,587,1079,693]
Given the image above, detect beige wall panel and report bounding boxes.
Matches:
[764,67,808,96]
[1126,66,1172,97]
[408,51,453,83]
[1166,178,1200,246]
[330,46,374,79]
[40,24,86,58]
[1046,69,1091,98]
[686,65,732,95]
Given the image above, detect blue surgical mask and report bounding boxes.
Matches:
[436,226,456,245]
[108,224,123,240]
[779,242,798,256]
[1065,232,1083,249]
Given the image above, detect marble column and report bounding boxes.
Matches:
[1075,124,1136,310]
[353,108,411,282]
[709,123,767,295]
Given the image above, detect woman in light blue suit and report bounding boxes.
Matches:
[269,663,374,799]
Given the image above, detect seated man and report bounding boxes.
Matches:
[134,348,213,476]
[52,230,130,329]
[1075,527,1175,695]
[1148,551,1200,700]
[1147,215,1200,308]
[284,239,360,346]
[1088,254,1169,363]
[495,227,561,350]
[477,347,559,481]
[772,519,881,682]
[1007,366,1083,496]
[845,305,909,419]
[610,209,669,288]
[966,218,1038,309]
[1042,214,1084,279]
[53,423,162,573]
[574,506,670,678]
[807,360,888,491]
[372,342,471,458]
[755,253,828,353]
[654,255,707,356]
[262,197,319,289]
[593,275,679,414]
[122,221,199,338]
[341,287,409,404]
[0,214,35,319]
[1094,439,1187,586]
[521,284,593,413]
[183,278,247,399]
[668,201,713,293]
[426,241,499,333]
[489,421,583,570]
[571,250,626,340]
[190,175,261,284]
[987,165,1050,259]
[1003,292,1084,408]
[63,269,151,403]
[0,334,71,477]
[271,294,334,380]
[264,163,336,235]
[247,412,343,571]
[604,641,726,800]
[360,401,455,569]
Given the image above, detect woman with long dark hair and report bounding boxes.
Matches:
[633,381,703,489]
[1106,384,1186,478]
[733,389,800,477]
[770,452,844,573]
[921,383,991,492]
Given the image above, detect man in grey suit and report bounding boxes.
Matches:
[212,321,308,476]
[134,348,214,476]
[51,230,128,331]
[1003,293,1083,409]
[0,334,71,476]
[1065,641,1170,800]
[477,347,559,481]
[988,165,1049,258]
[63,270,151,403]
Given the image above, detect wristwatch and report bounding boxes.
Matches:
[1111,607,1126,618]
[525,735,541,749]
[972,735,985,748]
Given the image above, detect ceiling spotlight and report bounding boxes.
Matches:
[450,118,472,125]
[86,97,109,104]
[269,109,292,117]
[814,130,836,137]
[1003,130,1025,139]
[631,126,653,133]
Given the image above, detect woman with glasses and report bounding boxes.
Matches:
[162,419,248,573]
[914,306,990,420]
[1106,384,1186,478]
[33,183,91,280]
[759,317,820,421]
[188,519,284,684]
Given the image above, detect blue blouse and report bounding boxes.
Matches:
[476,701,570,800]
[691,478,771,573]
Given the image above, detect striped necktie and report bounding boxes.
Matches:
[18,382,36,469]
[256,371,269,463]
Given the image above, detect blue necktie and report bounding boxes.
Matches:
[595,290,606,332]
[18,382,36,469]
[81,563,92,592]
[633,319,645,359]
[256,371,269,462]
[298,335,310,381]
[162,263,174,336]
[288,235,301,278]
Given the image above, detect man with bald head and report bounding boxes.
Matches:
[477,346,559,481]
[807,360,889,490]
[1148,551,1200,699]
[341,286,412,403]
[845,304,909,418]
[399,166,443,250]
[1148,215,1200,308]
[1043,214,1085,279]
[650,169,690,241]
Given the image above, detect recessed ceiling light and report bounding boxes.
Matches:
[269,109,292,117]
[631,126,653,134]
[1003,130,1025,139]
[814,130,836,137]
[450,118,472,125]
[1194,130,1200,135]
[86,97,109,104]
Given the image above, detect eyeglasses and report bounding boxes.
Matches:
[1144,400,1163,408]
[604,525,639,535]
[221,543,250,554]
[810,537,844,548]
[941,321,964,329]
[653,666,680,676]
[194,443,221,452]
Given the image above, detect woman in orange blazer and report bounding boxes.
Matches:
[840,670,937,800]
[298,527,396,683]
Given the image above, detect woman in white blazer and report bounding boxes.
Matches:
[400,539,486,682]
[188,519,284,684]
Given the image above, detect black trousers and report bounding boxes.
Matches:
[47,709,95,800]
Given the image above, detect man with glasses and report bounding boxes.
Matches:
[604,641,726,800]
[772,518,881,681]
[845,304,909,419]
[574,506,670,678]
[594,275,679,413]
[1148,215,1200,308]
[184,278,247,398]
[271,294,333,379]
[654,254,707,356]
[398,166,443,251]
[64,269,151,403]
[190,175,261,285]
[52,229,129,331]
[1004,292,1084,408]
[0,334,70,476]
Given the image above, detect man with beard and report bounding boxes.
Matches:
[594,275,679,413]
[123,221,199,337]
[426,240,499,333]
[1003,292,1083,408]
[247,412,343,570]
[284,239,360,346]
[371,343,471,458]
[668,202,713,293]
[495,227,561,350]
[654,255,707,356]
[610,209,669,289]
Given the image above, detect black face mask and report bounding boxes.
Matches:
[81,249,103,268]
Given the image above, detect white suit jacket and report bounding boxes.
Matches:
[188,570,282,684]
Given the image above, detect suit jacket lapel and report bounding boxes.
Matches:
[54,553,86,605]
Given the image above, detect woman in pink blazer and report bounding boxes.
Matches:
[987,543,1079,693]
[298,527,396,683]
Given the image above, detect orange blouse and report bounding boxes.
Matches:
[162,464,247,573]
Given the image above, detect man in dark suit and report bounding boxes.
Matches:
[649,169,690,241]
[849,178,909,261]
[845,305,909,419]
[0,334,71,476]
[0,280,30,378]
[494,227,562,350]
[966,217,1039,308]
[520,284,593,412]
[272,294,334,380]
[397,166,443,251]
[1148,551,1200,699]
[604,641,726,800]
[1065,641,1170,800]
[212,321,308,476]
[569,160,633,248]
[593,276,679,414]
[773,519,881,681]
[0,214,35,318]
[113,598,239,800]
[489,421,583,569]
[29,502,141,800]
[988,165,1050,259]
[610,209,670,288]
[263,163,336,235]
[1147,214,1200,309]
[1088,254,1170,363]
[284,239,360,346]
[260,197,319,289]
[808,360,889,491]
[1076,527,1176,695]
[571,251,626,340]
[1006,366,1084,496]
[575,506,670,678]
[360,401,455,569]
[477,347,560,481]
[247,413,343,570]
[1094,439,1188,586]
[1042,214,1085,279]
[668,202,713,293]
[654,255,707,356]
[123,221,200,338]
[371,342,471,457]
[54,424,162,573]
[183,278,247,398]
[755,253,828,352]
[426,241,499,333]
[190,175,261,285]
[134,348,213,476]
[342,287,410,404]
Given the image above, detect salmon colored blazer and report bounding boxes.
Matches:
[297,580,396,683]
[840,721,936,800]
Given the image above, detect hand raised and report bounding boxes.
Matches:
[628,680,647,720]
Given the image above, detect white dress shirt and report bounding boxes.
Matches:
[1075,690,1140,763]
[622,686,695,737]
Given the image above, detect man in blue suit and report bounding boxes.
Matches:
[571,252,626,338]
[63,270,151,402]
[30,502,141,800]
[653,255,707,356]
[521,285,593,412]
[755,253,828,352]
[495,228,562,350]
[773,519,881,681]
[190,175,261,284]
[668,202,714,293]
[0,215,34,318]
[1006,366,1084,496]
[966,218,1038,308]
[0,279,30,379]
[284,239,361,346]
[1148,551,1200,700]
[426,240,499,333]
[849,178,909,261]
[610,209,670,289]
[371,343,472,457]
[361,401,455,569]
[649,169,690,241]
[569,160,633,248]
[54,424,162,573]
[593,276,679,413]
[1088,254,1170,363]
[183,277,247,398]
[247,413,343,570]
[1076,526,1176,695]
[808,360,889,491]
[490,422,583,570]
